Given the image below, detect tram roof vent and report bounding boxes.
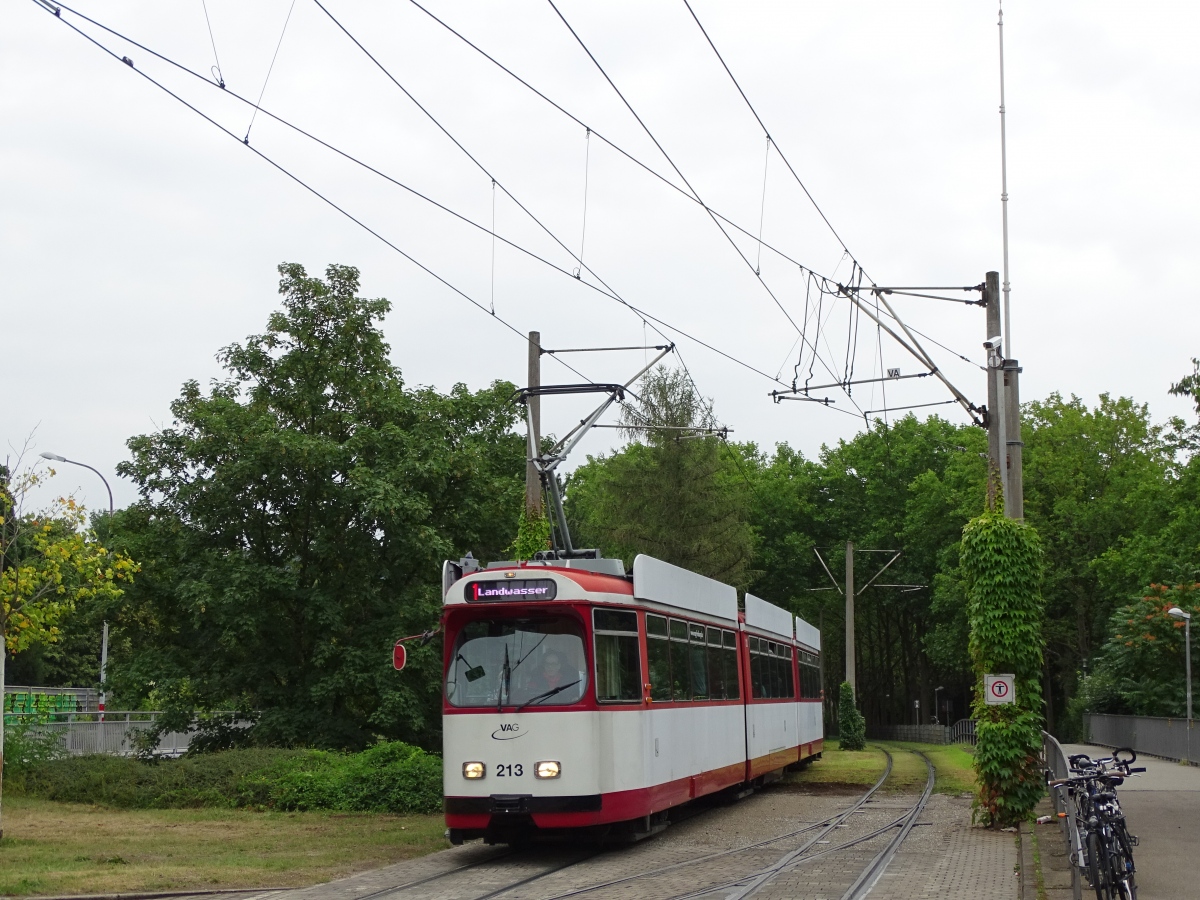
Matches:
[632,555,738,622]
[795,616,821,652]
[744,593,794,639]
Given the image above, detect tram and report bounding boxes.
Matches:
[438,552,823,844]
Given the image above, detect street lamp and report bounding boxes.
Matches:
[1168,606,1192,763]
[934,685,945,725]
[40,452,113,717]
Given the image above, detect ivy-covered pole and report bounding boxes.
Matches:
[838,681,867,751]
[961,508,1045,827]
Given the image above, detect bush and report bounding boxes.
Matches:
[837,681,866,750]
[1,719,68,791]
[15,741,443,815]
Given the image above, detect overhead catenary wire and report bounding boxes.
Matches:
[40,0,799,401]
[43,0,982,431]
[29,1,608,395]
[309,0,874,414]
[401,0,986,420]
[402,0,857,289]
[545,0,867,418]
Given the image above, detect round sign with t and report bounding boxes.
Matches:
[984,673,1015,705]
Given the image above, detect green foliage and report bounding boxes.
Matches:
[15,741,442,814]
[1,466,137,655]
[510,504,551,562]
[0,718,67,791]
[837,681,866,750]
[962,511,1045,827]
[567,367,755,587]
[106,263,525,750]
[1078,584,1200,717]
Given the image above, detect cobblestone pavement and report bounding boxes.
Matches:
[162,786,1016,900]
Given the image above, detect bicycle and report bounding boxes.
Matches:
[1049,747,1144,900]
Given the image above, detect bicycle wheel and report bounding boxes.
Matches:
[1112,824,1138,900]
[1086,830,1112,900]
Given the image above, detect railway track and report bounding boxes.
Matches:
[315,746,933,900]
[536,747,934,900]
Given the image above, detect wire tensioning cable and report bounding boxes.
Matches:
[244,0,297,143]
[199,0,224,87]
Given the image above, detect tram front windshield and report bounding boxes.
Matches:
[447,616,588,708]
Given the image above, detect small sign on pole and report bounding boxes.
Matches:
[984,673,1015,705]
[392,642,407,671]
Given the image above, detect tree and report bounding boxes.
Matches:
[109,263,526,749]
[567,367,755,588]
[1,459,135,837]
[1080,584,1200,718]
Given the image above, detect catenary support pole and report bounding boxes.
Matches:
[1003,358,1024,518]
[845,541,855,694]
[525,331,542,517]
[984,272,1004,507]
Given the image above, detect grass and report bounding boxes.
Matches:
[784,739,977,796]
[0,795,447,897]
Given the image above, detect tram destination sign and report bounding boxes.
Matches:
[466,578,557,602]
[984,673,1015,705]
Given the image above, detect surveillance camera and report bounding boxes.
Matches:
[983,336,1002,351]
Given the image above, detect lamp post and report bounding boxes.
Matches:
[934,685,945,725]
[1168,606,1192,763]
[40,452,113,718]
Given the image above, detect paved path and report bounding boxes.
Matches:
[165,783,1015,900]
[1062,743,1200,900]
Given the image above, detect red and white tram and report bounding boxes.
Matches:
[439,552,823,843]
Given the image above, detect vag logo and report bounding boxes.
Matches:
[491,723,526,740]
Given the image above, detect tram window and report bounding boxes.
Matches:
[688,623,708,700]
[669,619,691,701]
[646,614,671,702]
[766,642,780,698]
[706,628,725,700]
[724,630,740,699]
[594,608,637,633]
[781,646,796,699]
[446,616,587,708]
[593,609,641,703]
[749,638,764,698]
[799,650,821,698]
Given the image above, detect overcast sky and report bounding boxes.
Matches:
[4,1,1197,515]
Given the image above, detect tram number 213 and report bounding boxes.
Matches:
[496,764,524,777]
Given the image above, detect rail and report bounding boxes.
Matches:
[1042,730,1083,900]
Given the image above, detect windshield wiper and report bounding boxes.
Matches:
[498,644,511,711]
[514,678,581,713]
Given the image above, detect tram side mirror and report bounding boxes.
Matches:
[465,665,486,682]
[393,642,407,671]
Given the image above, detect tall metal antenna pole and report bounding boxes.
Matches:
[998,2,1013,356]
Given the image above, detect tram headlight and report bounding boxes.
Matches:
[462,761,486,779]
[535,760,561,779]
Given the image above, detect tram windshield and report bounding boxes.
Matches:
[446,616,588,708]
